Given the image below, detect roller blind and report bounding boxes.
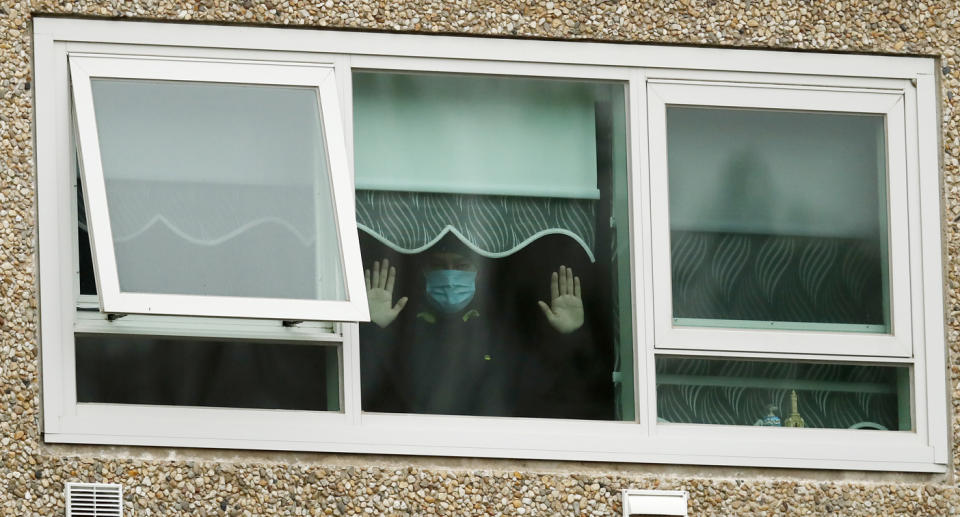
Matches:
[353,71,601,200]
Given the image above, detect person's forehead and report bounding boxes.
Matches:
[429,251,470,262]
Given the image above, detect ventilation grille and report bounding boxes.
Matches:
[621,489,688,517]
[66,482,123,517]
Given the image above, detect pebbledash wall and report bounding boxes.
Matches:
[3,1,960,516]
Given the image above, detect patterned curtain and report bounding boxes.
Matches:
[661,231,899,429]
[356,190,597,261]
[656,358,903,429]
[671,230,885,325]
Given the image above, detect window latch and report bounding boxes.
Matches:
[282,320,304,327]
[106,313,128,321]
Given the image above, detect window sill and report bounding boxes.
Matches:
[44,407,946,473]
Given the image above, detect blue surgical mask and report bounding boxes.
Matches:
[425,270,477,314]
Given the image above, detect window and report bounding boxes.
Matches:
[647,81,910,357]
[70,54,367,321]
[645,81,919,433]
[352,71,633,420]
[655,357,910,430]
[35,18,947,472]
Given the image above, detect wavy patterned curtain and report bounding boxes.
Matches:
[356,190,597,261]
[660,231,901,429]
[671,231,885,326]
[656,357,904,429]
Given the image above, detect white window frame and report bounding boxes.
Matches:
[34,17,948,473]
[647,80,913,358]
[69,53,369,321]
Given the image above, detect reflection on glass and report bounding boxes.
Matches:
[89,79,345,300]
[354,72,633,420]
[656,357,910,430]
[76,334,340,411]
[666,107,889,332]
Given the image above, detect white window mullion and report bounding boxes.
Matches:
[913,73,948,463]
[335,54,364,425]
[629,69,655,433]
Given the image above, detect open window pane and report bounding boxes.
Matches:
[656,357,910,431]
[667,107,889,333]
[355,71,633,420]
[70,56,368,320]
[89,79,344,300]
[76,334,340,411]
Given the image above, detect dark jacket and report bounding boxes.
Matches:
[360,297,597,418]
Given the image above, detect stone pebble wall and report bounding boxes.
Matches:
[3,0,960,515]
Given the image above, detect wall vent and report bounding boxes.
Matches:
[66,482,123,517]
[622,489,688,516]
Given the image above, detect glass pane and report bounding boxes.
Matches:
[76,334,340,411]
[667,107,888,332]
[656,357,910,430]
[88,79,345,300]
[77,172,96,296]
[354,72,633,420]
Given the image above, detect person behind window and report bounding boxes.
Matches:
[359,236,590,417]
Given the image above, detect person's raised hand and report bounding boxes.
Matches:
[364,258,408,328]
[537,265,584,334]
